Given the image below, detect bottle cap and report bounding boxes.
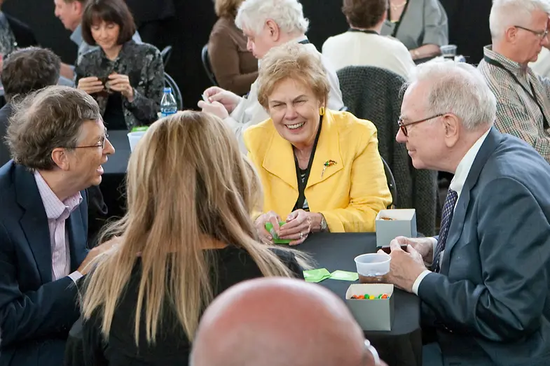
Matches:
[163,87,172,93]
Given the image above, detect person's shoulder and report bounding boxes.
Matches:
[244,119,274,148]
[481,132,550,184]
[132,41,161,56]
[0,162,18,210]
[322,32,349,47]
[329,110,377,136]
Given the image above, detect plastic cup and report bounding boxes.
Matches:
[354,253,391,283]
[127,131,146,152]
[440,45,457,58]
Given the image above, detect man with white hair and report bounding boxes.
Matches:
[383,60,550,365]
[190,277,387,366]
[478,0,550,163]
[198,0,344,152]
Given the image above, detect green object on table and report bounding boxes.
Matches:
[265,221,291,244]
[303,268,331,283]
[330,270,359,281]
[131,126,149,132]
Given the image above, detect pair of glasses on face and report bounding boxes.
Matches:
[514,25,549,40]
[397,113,445,137]
[70,133,110,150]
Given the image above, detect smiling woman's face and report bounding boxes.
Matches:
[267,78,324,150]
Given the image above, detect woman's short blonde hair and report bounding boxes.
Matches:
[256,42,330,109]
[215,0,245,18]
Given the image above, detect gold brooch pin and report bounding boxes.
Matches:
[321,160,337,178]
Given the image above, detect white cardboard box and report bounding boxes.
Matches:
[375,209,417,248]
[345,283,394,331]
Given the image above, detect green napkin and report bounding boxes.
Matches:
[131,126,149,132]
[265,221,291,244]
[330,270,359,282]
[303,268,331,283]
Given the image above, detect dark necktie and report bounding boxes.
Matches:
[433,189,458,272]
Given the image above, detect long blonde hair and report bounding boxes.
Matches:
[82,111,302,345]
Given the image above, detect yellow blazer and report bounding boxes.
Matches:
[244,109,391,232]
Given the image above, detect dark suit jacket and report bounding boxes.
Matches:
[0,103,11,166]
[419,128,550,365]
[5,13,38,49]
[0,162,88,366]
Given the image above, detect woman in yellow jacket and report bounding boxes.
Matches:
[244,42,391,245]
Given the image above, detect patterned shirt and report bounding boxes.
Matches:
[75,40,164,130]
[478,46,550,163]
[34,171,82,281]
[0,12,16,55]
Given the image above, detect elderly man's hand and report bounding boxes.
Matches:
[391,236,434,264]
[201,86,242,114]
[381,240,428,293]
[198,100,229,120]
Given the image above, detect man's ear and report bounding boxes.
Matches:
[265,19,281,42]
[51,147,71,171]
[443,114,460,148]
[505,26,519,44]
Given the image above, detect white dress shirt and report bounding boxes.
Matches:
[322,30,416,80]
[226,36,345,153]
[412,128,491,295]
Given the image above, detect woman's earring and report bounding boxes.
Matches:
[319,106,325,116]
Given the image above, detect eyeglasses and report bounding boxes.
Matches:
[69,133,110,150]
[514,25,549,39]
[364,339,382,366]
[397,114,445,137]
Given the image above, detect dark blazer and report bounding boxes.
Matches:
[5,13,38,49]
[0,162,89,366]
[418,128,550,365]
[125,0,175,23]
[0,103,11,166]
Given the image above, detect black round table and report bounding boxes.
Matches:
[300,232,422,366]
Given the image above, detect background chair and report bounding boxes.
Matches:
[164,72,183,110]
[337,65,438,236]
[201,44,218,86]
[160,45,173,68]
[381,157,397,209]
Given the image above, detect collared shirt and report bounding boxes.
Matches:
[412,128,491,295]
[478,45,550,163]
[0,12,17,55]
[227,36,345,153]
[34,171,83,282]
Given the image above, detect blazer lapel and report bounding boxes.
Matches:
[15,165,52,283]
[262,129,299,190]
[441,128,502,273]
[307,112,343,188]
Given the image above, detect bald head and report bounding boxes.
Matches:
[191,278,381,366]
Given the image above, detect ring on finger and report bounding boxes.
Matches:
[299,232,304,239]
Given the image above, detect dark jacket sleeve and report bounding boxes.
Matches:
[124,46,164,125]
[418,178,550,342]
[0,223,80,346]
[82,314,109,366]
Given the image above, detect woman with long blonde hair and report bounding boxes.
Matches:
[80,111,304,365]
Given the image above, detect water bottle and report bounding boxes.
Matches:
[160,87,177,117]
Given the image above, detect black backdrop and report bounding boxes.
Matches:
[3,0,491,110]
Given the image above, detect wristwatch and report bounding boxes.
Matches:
[320,215,328,232]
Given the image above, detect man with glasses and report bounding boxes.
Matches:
[191,277,387,366]
[0,86,116,366]
[386,60,550,365]
[478,0,550,163]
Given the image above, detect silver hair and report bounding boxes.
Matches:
[489,0,550,39]
[235,0,309,36]
[407,60,496,131]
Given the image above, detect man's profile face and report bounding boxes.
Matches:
[243,23,277,59]
[54,0,82,32]
[396,82,445,171]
